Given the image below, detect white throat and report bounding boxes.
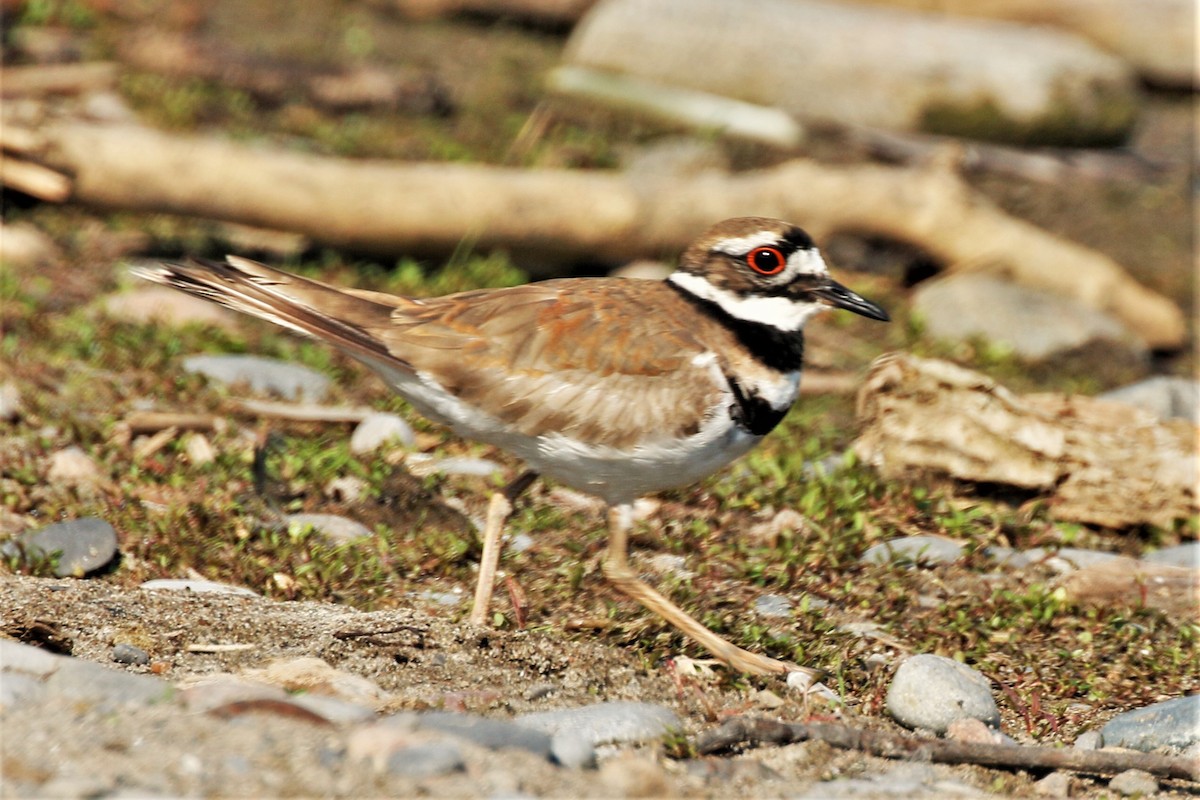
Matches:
[668,271,825,332]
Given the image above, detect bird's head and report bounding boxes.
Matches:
[669,217,889,331]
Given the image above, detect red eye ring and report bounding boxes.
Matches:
[747,246,787,276]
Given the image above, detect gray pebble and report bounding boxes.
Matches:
[861,535,964,567]
[139,578,259,597]
[412,590,463,607]
[350,412,415,454]
[1109,769,1159,797]
[510,532,535,553]
[549,730,596,769]
[1,517,118,577]
[991,546,1123,572]
[1033,771,1072,797]
[112,643,150,666]
[183,354,330,401]
[516,701,682,746]
[44,658,174,709]
[754,594,792,618]
[1101,695,1200,752]
[417,711,552,758]
[1100,376,1199,423]
[0,671,45,711]
[1,639,64,677]
[286,513,372,544]
[1073,730,1103,751]
[1143,542,1199,570]
[385,742,466,778]
[886,654,1000,733]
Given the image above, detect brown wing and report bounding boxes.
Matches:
[372,279,728,448]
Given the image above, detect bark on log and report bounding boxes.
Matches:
[4,119,1186,348]
[854,353,1198,528]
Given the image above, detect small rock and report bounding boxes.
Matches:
[1073,730,1103,750]
[0,639,64,677]
[182,354,331,401]
[993,546,1124,572]
[413,589,463,607]
[350,412,415,454]
[753,689,786,710]
[646,553,693,579]
[351,719,469,778]
[1143,542,1199,570]
[81,90,137,122]
[324,475,367,503]
[44,658,174,709]
[112,643,150,666]
[1100,376,1199,423]
[1109,769,1159,797]
[45,446,104,490]
[510,532,535,553]
[754,594,792,619]
[406,455,504,478]
[516,701,682,746]
[1100,695,1200,752]
[418,711,553,758]
[597,753,670,798]
[1,517,119,577]
[0,671,45,711]
[140,578,259,597]
[286,513,373,545]
[549,729,596,769]
[248,656,387,706]
[946,717,1009,745]
[913,274,1146,361]
[183,433,216,466]
[861,535,964,567]
[1034,771,1073,798]
[0,381,24,422]
[386,742,466,778]
[887,653,1001,733]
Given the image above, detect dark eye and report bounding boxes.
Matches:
[747,246,787,276]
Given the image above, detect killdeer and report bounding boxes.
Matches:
[134,217,888,678]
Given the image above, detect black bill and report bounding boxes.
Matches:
[811,278,890,322]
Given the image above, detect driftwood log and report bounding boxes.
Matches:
[853,353,1198,528]
[0,119,1185,348]
[695,716,1200,782]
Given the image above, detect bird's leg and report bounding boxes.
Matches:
[468,470,538,626]
[601,504,819,679]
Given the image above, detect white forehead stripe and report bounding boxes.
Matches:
[668,272,827,332]
[786,247,829,277]
[712,231,786,256]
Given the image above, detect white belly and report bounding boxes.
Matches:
[370,361,768,506]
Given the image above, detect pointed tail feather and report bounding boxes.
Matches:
[130,256,402,365]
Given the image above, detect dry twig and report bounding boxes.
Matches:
[695,716,1200,782]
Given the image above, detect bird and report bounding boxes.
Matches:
[133,216,888,678]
